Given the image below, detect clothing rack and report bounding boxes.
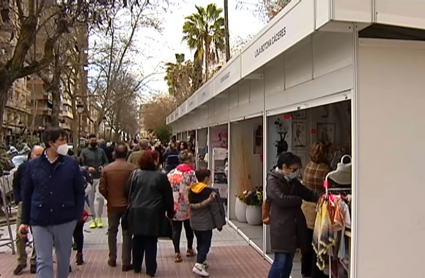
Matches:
[324,155,351,278]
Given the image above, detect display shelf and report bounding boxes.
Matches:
[212,147,228,204]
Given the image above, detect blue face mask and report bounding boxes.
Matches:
[286,170,300,180]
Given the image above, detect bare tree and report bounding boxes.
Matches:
[104,73,141,140]
[89,1,163,134]
[237,0,290,22]
[0,0,153,137]
[60,24,89,150]
[141,93,175,138]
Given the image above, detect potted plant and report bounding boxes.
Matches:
[244,187,263,226]
[235,191,248,223]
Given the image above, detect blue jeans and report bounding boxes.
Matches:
[194,230,213,263]
[32,220,77,278]
[268,252,295,278]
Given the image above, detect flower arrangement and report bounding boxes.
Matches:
[237,186,263,206]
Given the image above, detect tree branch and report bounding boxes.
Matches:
[16,0,24,20]
[14,31,62,79]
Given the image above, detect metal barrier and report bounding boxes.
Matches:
[0,172,16,254]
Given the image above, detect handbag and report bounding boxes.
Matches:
[262,199,270,225]
[121,170,137,230]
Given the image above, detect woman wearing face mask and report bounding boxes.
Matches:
[266,152,320,278]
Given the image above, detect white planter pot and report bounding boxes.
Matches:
[246,205,262,226]
[235,197,247,223]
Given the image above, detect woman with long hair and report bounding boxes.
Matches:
[125,150,174,276]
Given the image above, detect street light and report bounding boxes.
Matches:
[102,116,107,139]
[76,103,84,145]
[77,103,84,114]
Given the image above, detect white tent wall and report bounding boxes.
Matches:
[229,78,265,121]
[208,97,229,126]
[354,39,425,278]
[317,1,425,30]
[228,118,263,221]
[266,31,353,115]
[375,0,425,29]
[333,0,372,23]
[196,107,209,129]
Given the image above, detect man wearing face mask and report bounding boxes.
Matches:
[80,134,109,229]
[19,127,85,278]
[266,152,320,278]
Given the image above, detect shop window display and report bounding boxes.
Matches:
[228,117,265,251]
[265,100,352,278]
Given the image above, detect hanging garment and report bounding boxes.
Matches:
[312,198,335,270]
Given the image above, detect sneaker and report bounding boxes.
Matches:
[30,264,37,274]
[192,263,209,277]
[186,248,196,257]
[13,264,26,275]
[76,252,84,265]
[89,220,97,229]
[203,261,209,269]
[96,218,103,228]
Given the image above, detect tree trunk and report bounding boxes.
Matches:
[205,38,210,81]
[50,54,61,127]
[71,100,79,151]
[224,0,231,62]
[0,72,14,142]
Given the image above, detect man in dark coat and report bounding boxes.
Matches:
[99,139,113,163]
[19,127,85,278]
[12,145,44,275]
[266,152,320,278]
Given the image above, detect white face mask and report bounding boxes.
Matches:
[286,170,300,180]
[55,144,69,156]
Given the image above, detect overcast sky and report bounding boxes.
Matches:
[140,0,265,93]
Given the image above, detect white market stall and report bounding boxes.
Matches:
[167,1,425,277]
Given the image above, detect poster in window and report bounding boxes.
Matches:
[292,122,307,148]
[317,123,335,144]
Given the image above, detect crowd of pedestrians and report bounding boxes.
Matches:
[12,128,225,278]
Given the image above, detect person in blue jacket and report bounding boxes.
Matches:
[19,127,85,278]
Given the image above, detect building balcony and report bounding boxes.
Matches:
[36,108,52,116]
[60,122,72,130]
[63,98,73,106]
[61,110,74,119]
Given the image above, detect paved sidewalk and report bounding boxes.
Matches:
[0,217,271,278]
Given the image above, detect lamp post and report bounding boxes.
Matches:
[102,116,107,139]
[76,103,84,146]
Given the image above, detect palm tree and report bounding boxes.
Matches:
[164,53,185,97]
[164,53,194,104]
[182,3,225,81]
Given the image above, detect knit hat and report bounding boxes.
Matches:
[328,155,352,185]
